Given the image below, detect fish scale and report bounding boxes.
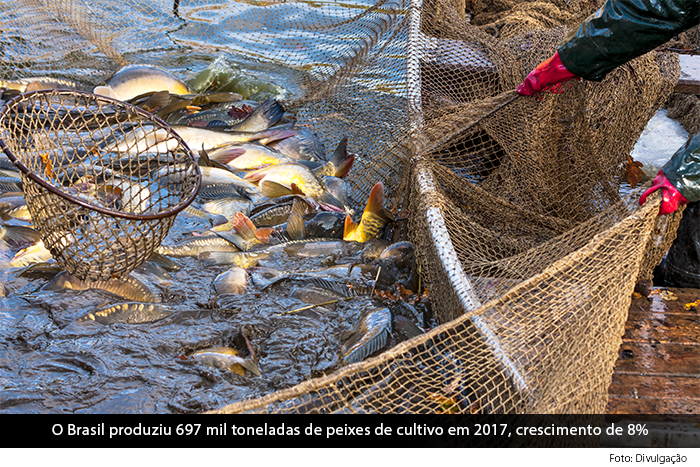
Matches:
[157,235,240,257]
[341,307,392,364]
[78,302,172,325]
[43,271,158,302]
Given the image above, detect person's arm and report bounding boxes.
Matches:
[518,0,700,95]
[559,0,699,82]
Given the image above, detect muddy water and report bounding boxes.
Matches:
[0,211,415,413]
[0,0,419,413]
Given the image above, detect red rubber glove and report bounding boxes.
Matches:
[516,51,580,96]
[639,170,688,215]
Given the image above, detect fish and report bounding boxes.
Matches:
[343,182,392,243]
[105,125,296,155]
[200,196,253,218]
[249,195,319,227]
[197,250,268,268]
[132,260,175,288]
[0,222,42,250]
[268,127,326,161]
[0,76,81,92]
[393,315,425,343]
[304,211,346,239]
[248,163,346,210]
[43,271,158,302]
[9,239,55,268]
[341,306,392,364]
[197,183,255,201]
[376,241,418,291]
[189,346,261,376]
[94,64,193,101]
[212,142,292,171]
[197,167,262,203]
[118,181,152,214]
[227,98,285,133]
[227,212,263,251]
[77,302,172,325]
[213,267,248,295]
[156,235,241,257]
[310,137,354,179]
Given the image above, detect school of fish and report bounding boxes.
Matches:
[0,63,432,410]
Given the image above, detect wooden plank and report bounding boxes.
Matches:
[622,314,700,344]
[608,373,700,399]
[606,395,700,415]
[608,285,699,415]
[613,341,699,375]
[674,55,700,94]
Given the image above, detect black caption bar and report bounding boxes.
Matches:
[5,414,699,449]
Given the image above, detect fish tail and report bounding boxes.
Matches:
[328,137,354,178]
[256,98,285,128]
[254,227,274,244]
[343,214,359,240]
[210,147,246,165]
[232,212,258,242]
[254,129,298,145]
[365,182,385,218]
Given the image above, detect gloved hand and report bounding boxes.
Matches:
[639,170,688,215]
[516,51,580,96]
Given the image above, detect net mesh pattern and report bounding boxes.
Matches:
[0,90,200,280]
[0,0,685,413]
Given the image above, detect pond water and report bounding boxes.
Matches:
[0,0,422,413]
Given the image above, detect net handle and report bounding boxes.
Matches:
[0,89,201,221]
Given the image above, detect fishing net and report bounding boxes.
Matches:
[0,0,685,413]
[0,90,201,281]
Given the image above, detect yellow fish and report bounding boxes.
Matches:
[343,182,392,243]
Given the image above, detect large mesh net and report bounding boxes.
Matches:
[0,0,686,413]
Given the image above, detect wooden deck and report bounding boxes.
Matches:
[607,287,700,414]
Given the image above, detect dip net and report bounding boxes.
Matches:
[0,0,684,413]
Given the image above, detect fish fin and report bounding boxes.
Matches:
[318,202,346,213]
[243,168,266,183]
[290,183,305,196]
[365,182,385,218]
[343,214,358,240]
[94,86,120,100]
[259,180,293,198]
[335,153,355,179]
[138,90,170,112]
[327,137,355,178]
[198,145,214,167]
[286,211,306,241]
[253,98,285,129]
[252,129,299,145]
[156,98,192,119]
[1,225,41,247]
[209,147,245,165]
[381,207,396,222]
[240,358,262,376]
[232,212,257,242]
[25,81,45,92]
[254,227,273,244]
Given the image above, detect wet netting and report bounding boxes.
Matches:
[0,0,684,413]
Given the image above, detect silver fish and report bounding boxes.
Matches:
[341,307,392,364]
[213,267,249,295]
[190,346,261,376]
[43,271,158,302]
[156,235,240,257]
[78,302,172,325]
